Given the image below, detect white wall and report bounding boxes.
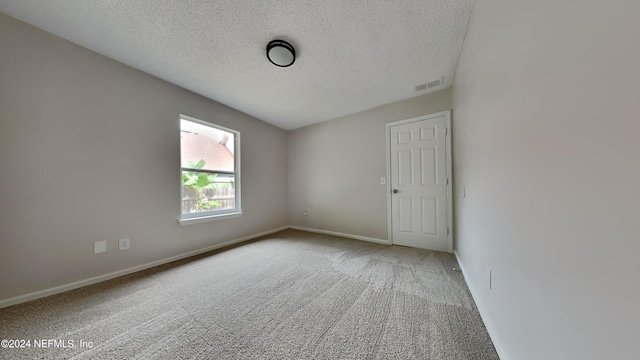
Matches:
[288,89,451,240]
[0,13,288,302]
[452,0,640,359]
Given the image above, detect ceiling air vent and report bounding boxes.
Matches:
[415,77,444,92]
[427,77,444,89]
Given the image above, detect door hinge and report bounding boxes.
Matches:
[446,178,449,185]
[445,127,448,135]
[447,227,450,235]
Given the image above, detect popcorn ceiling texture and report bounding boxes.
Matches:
[0,1,473,130]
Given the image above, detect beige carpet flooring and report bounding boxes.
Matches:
[0,230,498,359]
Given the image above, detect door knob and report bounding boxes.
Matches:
[393,189,399,194]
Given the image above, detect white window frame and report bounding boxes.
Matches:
[178,115,241,225]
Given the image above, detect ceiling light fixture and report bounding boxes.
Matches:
[266,40,295,67]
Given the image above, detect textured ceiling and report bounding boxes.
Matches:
[0,1,474,130]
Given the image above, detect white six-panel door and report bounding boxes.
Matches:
[387,111,451,252]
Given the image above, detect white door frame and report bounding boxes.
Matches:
[385,110,453,253]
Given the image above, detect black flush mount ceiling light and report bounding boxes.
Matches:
[266,40,295,67]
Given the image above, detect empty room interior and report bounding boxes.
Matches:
[0,1,638,359]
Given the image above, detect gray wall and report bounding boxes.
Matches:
[452,0,640,359]
[288,89,451,240]
[0,13,288,301]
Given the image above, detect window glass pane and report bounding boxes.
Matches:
[180,116,239,218]
[180,119,234,172]
[182,171,235,215]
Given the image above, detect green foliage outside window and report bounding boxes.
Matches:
[182,159,229,211]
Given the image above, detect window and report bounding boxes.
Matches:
[180,115,240,221]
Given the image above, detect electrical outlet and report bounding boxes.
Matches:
[119,238,130,251]
[304,211,308,217]
[94,241,107,254]
[380,177,386,185]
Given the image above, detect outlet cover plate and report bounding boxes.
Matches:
[119,238,130,251]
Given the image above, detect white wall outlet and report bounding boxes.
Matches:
[119,238,130,251]
[304,211,308,217]
[94,241,107,254]
[486,266,492,290]
[380,177,386,185]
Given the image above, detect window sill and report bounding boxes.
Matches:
[178,212,243,225]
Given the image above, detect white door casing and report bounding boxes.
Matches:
[386,111,452,252]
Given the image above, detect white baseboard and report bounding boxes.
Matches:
[0,226,289,309]
[288,225,391,245]
[454,250,508,360]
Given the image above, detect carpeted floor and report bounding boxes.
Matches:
[0,230,498,359]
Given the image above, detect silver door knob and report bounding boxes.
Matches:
[392,189,399,194]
